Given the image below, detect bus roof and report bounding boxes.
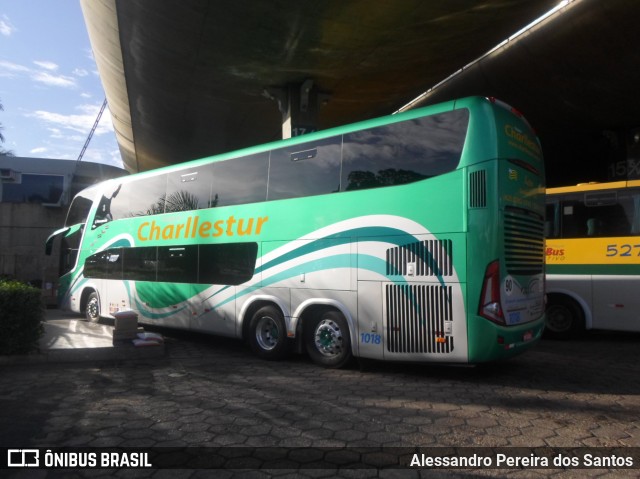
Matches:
[78,96,532,194]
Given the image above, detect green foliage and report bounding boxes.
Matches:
[0,280,45,355]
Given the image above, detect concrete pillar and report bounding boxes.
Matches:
[264,80,328,139]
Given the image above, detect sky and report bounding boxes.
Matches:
[0,0,122,168]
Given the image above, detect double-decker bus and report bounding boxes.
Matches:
[545,180,640,338]
[46,96,545,367]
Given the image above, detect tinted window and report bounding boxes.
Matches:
[267,137,341,200]
[130,174,168,217]
[2,174,64,204]
[560,195,587,238]
[341,110,469,191]
[550,188,640,238]
[165,165,214,212]
[156,245,198,283]
[544,202,560,239]
[211,153,268,207]
[66,186,99,226]
[122,247,157,281]
[86,110,469,223]
[59,226,83,275]
[93,183,122,227]
[84,243,258,285]
[84,253,104,278]
[84,248,123,280]
[199,243,258,285]
[96,175,168,224]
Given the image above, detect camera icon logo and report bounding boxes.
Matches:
[7,449,40,467]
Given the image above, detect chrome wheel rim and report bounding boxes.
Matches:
[87,298,99,321]
[314,318,344,358]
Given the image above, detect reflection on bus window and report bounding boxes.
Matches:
[341,110,469,192]
[212,153,268,206]
[166,165,214,211]
[267,137,341,200]
[66,186,99,226]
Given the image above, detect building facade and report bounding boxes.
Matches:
[0,157,127,303]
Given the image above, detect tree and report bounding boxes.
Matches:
[0,98,14,157]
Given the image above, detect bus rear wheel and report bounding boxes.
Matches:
[248,305,290,360]
[85,292,100,323]
[304,310,352,368]
[545,295,584,339]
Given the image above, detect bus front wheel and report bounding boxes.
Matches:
[545,295,585,340]
[248,305,291,360]
[85,292,100,323]
[304,310,352,368]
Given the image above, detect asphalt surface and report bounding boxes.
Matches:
[1,310,639,478]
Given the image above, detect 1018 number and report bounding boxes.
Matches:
[360,333,382,344]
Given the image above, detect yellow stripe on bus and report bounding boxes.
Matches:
[546,238,640,265]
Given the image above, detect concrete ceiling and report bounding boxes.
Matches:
[80,0,640,186]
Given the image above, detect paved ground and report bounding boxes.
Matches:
[1,310,639,478]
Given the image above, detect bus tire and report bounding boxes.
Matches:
[248,305,290,360]
[304,309,352,368]
[85,291,100,323]
[545,295,585,340]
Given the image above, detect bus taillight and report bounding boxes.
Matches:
[479,260,505,324]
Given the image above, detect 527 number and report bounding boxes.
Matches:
[606,244,640,257]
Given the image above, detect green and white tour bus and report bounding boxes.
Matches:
[46,96,545,367]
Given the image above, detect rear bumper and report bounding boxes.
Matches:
[468,315,545,362]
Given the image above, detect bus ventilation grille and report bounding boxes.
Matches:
[504,206,544,275]
[386,284,453,354]
[469,170,487,208]
[386,239,453,277]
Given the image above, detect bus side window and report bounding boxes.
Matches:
[560,197,588,238]
[199,243,258,285]
[165,165,214,212]
[130,174,168,217]
[84,248,123,279]
[93,175,168,226]
[122,247,158,282]
[341,110,468,192]
[212,153,268,207]
[586,204,630,237]
[544,202,559,238]
[632,192,640,234]
[586,217,605,236]
[267,137,341,200]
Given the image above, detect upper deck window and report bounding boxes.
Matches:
[83,108,471,228]
[341,109,469,192]
[267,137,341,200]
[211,153,268,206]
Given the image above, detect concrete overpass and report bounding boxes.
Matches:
[80,0,640,186]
